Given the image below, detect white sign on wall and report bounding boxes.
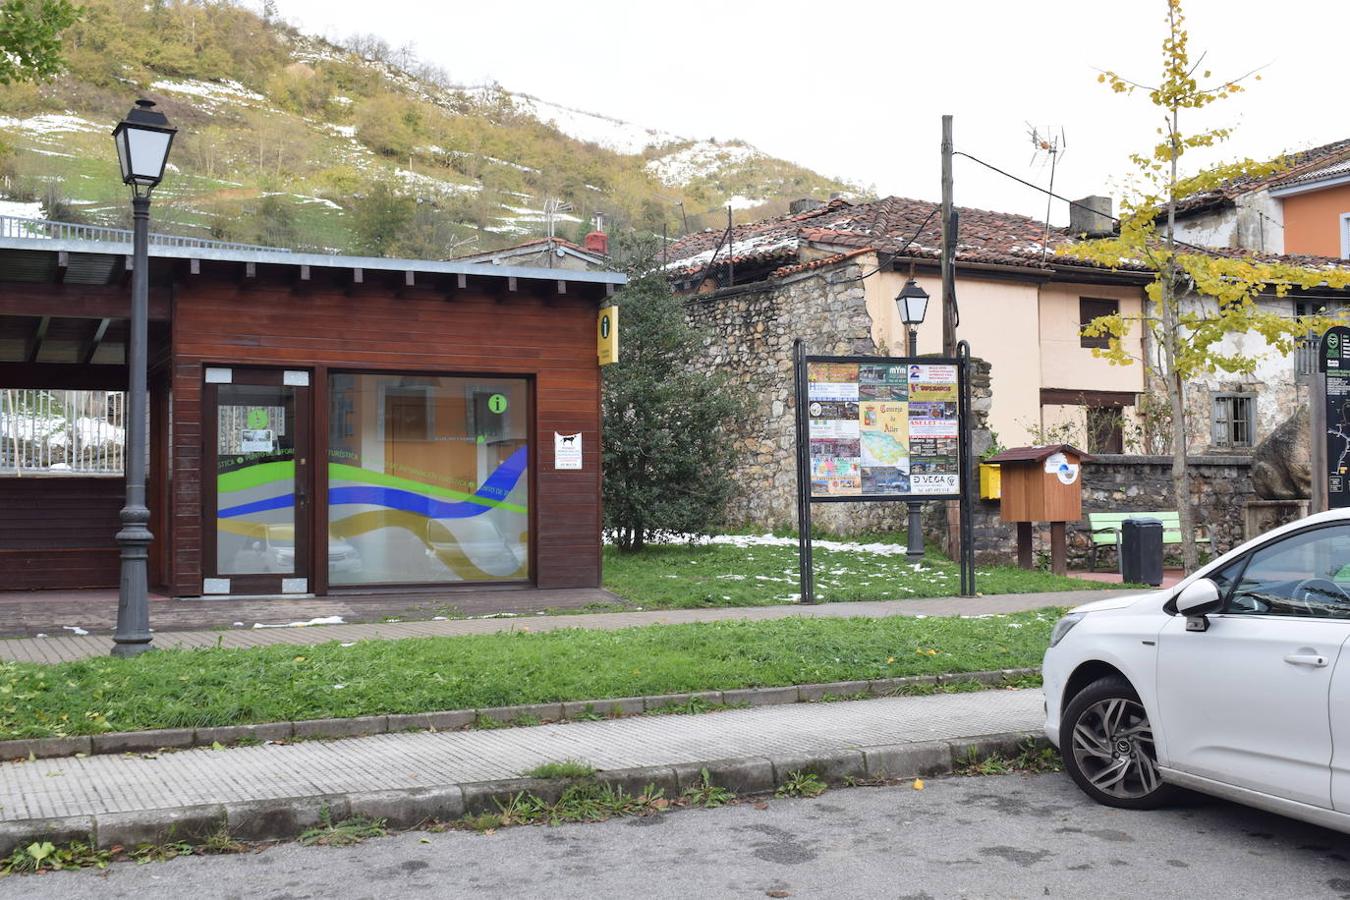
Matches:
[554,432,582,470]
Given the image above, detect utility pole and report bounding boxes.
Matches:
[727,206,734,287]
[939,114,960,559]
[940,115,956,356]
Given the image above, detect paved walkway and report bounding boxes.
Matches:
[0,590,1127,664]
[0,689,1042,823]
[0,587,620,639]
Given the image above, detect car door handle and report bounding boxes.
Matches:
[1284,653,1329,667]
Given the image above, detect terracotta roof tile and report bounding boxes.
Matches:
[1177,138,1350,213]
[768,248,873,279]
[664,195,1075,282]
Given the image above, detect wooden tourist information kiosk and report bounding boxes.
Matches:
[0,236,625,598]
[985,444,1090,576]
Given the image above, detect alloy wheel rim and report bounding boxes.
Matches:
[1070,697,1162,799]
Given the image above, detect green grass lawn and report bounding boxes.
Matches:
[603,538,1114,610]
[0,612,1058,740]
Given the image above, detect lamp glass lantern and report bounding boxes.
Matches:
[112,100,176,189]
[896,278,930,327]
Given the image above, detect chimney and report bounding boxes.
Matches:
[1069,195,1114,237]
[789,198,824,214]
[584,213,608,256]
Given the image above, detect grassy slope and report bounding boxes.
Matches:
[0,0,858,254]
[0,612,1058,739]
[603,542,1114,609]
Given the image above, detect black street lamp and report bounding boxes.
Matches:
[110,99,175,657]
[896,278,930,562]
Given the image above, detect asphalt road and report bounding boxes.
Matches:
[7,772,1350,899]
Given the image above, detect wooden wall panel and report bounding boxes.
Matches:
[170,282,603,595]
[0,476,122,590]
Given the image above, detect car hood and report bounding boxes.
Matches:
[1070,589,1167,614]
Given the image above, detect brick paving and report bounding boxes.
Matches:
[0,689,1042,823]
[0,589,1128,664]
[0,587,622,639]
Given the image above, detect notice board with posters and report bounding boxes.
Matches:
[803,359,962,502]
[792,342,976,604]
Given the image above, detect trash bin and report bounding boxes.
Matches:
[1121,517,1163,586]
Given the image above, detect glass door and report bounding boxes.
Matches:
[204,368,311,595]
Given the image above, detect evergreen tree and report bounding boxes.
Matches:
[350,180,415,257]
[603,244,738,550]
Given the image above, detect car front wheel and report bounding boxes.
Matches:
[1060,676,1177,810]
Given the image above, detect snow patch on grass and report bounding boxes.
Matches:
[252,615,346,629]
[646,141,763,187]
[151,78,265,103]
[0,199,44,219]
[0,112,104,135]
[508,94,679,154]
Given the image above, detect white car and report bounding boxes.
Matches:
[1044,508,1350,833]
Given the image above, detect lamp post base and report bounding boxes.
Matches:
[905,500,925,560]
[112,504,154,657]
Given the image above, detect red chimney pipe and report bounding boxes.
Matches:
[584,231,608,256]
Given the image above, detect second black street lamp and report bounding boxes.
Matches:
[110,99,176,657]
[896,278,930,561]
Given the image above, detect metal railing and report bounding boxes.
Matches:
[0,215,290,253]
[0,389,126,475]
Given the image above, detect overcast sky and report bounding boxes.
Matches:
[267,0,1348,225]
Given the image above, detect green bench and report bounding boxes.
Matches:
[1086,511,1212,572]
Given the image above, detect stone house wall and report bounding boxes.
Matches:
[683,266,994,536]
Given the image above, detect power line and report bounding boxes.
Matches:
[954,149,1242,259]
[954,151,1120,224]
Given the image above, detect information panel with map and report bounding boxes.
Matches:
[805,358,962,500]
[1320,325,1350,508]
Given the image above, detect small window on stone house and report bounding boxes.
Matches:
[1212,393,1255,449]
[1079,298,1118,349]
[1086,406,1125,454]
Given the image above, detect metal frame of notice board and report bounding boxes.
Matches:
[792,339,976,602]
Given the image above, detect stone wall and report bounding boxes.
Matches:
[683,267,994,537]
[963,454,1260,567]
[684,265,895,534]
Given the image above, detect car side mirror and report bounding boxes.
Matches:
[1176,578,1222,632]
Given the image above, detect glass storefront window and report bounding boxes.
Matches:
[216,385,297,575]
[327,374,529,585]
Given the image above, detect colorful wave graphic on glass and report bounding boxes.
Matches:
[216,447,529,581]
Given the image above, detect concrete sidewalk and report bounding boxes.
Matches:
[0,688,1043,853]
[0,589,1125,664]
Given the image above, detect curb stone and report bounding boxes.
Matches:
[769,749,868,785]
[224,795,348,843]
[346,786,465,830]
[0,667,1040,761]
[862,740,953,779]
[94,804,227,851]
[0,731,1047,857]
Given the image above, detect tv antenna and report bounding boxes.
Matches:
[543,198,574,241]
[1027,124,1067,264]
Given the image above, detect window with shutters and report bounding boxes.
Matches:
[1212,393,1255,449]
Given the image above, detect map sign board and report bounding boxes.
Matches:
[804,358,962,501]
[1320,326,1350,508]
